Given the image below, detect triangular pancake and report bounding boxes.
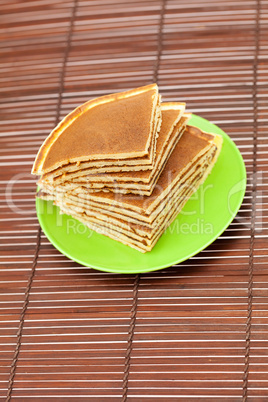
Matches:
[39,148,214,226]
[70,116,189,196]
[32,84,161,175]
[48,106,188,191]
[53,149,216,237]
[54,147,215,226]
[41,133,219,228]
[69,106,188,184]
[40,137,221,253]
[38,125,223,252]
[55,161,213,251]
[43,125,220,213]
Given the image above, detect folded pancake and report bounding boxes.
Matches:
[42,140,220,252]
[38,125,223,252]
[32,84,161,176]
[46,107,189,197]
[47,145,214,229]
[67,109,190,195]
[54,158,213,252]
[52,150,216,237]
[40,125,221,215]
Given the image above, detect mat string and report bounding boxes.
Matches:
[6,226,41,402]
[242,0,260,400]
[122,274,140,402]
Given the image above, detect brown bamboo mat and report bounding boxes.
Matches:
[0,0,267,400]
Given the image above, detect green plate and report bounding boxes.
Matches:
[36,115,246,274]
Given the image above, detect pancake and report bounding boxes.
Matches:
[40,138,218,230]
[32,84,161,175]
[48,113,189,198]
[40,125,220,214]
[52,152,215,238]
[41,104,186,189]
[50,147,216,227]
[69,122,188,196]
[41,98,162,182]
[69,110,190,194]
[38,125,223,252]
[41,144,220,252]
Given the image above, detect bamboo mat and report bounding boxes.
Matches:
[0,0,267,400]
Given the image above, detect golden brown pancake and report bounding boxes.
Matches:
[52,149,216,234]
[70,119,189,196]
[40,135,219,228]
[54,147,215,224]
[32,84,161,175]
[48,106,189,193]
[43,125,219,212]
[54,158,214,250]
[41,146,219,252]
[70,106,189,184]
[38,125,223,252]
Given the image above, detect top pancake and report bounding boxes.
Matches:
[32,84,160,175]
[48,103,187,187]
[74,103,187,182]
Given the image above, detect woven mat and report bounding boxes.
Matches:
[1,0,267,400]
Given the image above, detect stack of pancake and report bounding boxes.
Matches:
[32,84,222,253]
